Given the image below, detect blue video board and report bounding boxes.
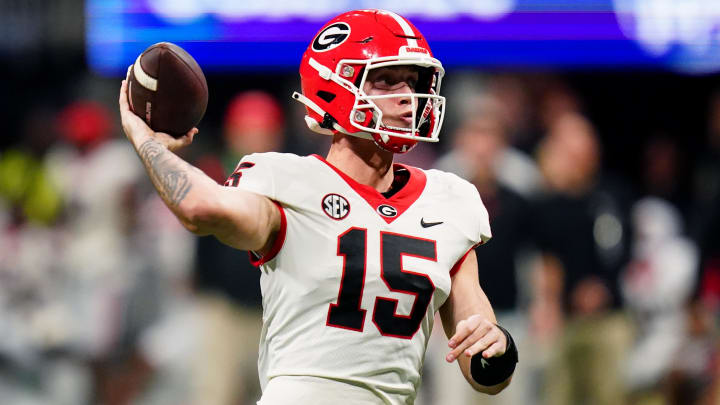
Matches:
[86,0,720,75]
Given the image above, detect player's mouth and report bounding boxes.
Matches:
[401,111,414,122]
[390,111,413,127]
[379,110,415,131]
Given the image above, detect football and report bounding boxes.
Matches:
[127,42,208,137]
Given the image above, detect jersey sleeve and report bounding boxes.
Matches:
[444,172,492,277]
[224,152,285,265]
[467,182,492,245]
[224,152,277,200]
[448,173,492,246]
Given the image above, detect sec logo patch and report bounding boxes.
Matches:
[322,193,350,220]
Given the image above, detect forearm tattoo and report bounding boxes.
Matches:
[137,140,192,206]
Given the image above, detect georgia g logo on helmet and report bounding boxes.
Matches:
[312,22,351,52]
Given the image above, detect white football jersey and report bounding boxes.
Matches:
[226,152,491,404]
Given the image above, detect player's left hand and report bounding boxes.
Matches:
[446,315,507,362]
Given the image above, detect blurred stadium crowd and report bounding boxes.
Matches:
[3,2,720,405]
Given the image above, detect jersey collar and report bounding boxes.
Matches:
[312,154,426,224]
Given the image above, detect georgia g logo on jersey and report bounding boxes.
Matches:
[312,22,351,52]
[377,204,398,218]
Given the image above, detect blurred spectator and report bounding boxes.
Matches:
[442,74,535,153]
[189,90,287,405]
[622,197,698,404]
[640,135,690,214]
[44,99,198,405]
[47,99,186,405]
[125,192,198,405]
[46,100,144,357]
[665,299,720,405]
[435,93,541,197]
[530,112,634,405]
[55,100,112,152]
[691,91,720,313]
[421,114,537,405]
[485,75,535,151]
[536,79,582,136]
[0,100,154,405]
[0,107,63,226]
[220,91,284,168]
[454,115,533,314]
[677,89,720,405]
[0,105,84,405]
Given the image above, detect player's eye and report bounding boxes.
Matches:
[370,78,392,91]
[372,75,417,91]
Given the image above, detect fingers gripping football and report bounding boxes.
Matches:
[119,78,197,151]
[446,316,507,362]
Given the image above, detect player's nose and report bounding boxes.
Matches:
[392,82,413,105]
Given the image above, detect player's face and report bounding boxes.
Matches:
[363,66,420,129]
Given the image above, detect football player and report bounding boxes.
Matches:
[119,9,517,404]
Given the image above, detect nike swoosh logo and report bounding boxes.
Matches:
[421,218,443,228]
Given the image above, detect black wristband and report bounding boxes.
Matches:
[470,324,519,386]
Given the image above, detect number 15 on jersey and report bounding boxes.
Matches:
[327,227,437,339]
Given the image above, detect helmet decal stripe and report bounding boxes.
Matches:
[381,10,419,48]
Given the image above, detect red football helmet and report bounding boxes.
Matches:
[292,9,446,153]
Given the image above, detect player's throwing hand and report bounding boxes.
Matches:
[119,78,196,151]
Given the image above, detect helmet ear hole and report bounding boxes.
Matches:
[316,91,336,103]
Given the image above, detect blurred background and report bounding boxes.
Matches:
[2,1,720,404]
